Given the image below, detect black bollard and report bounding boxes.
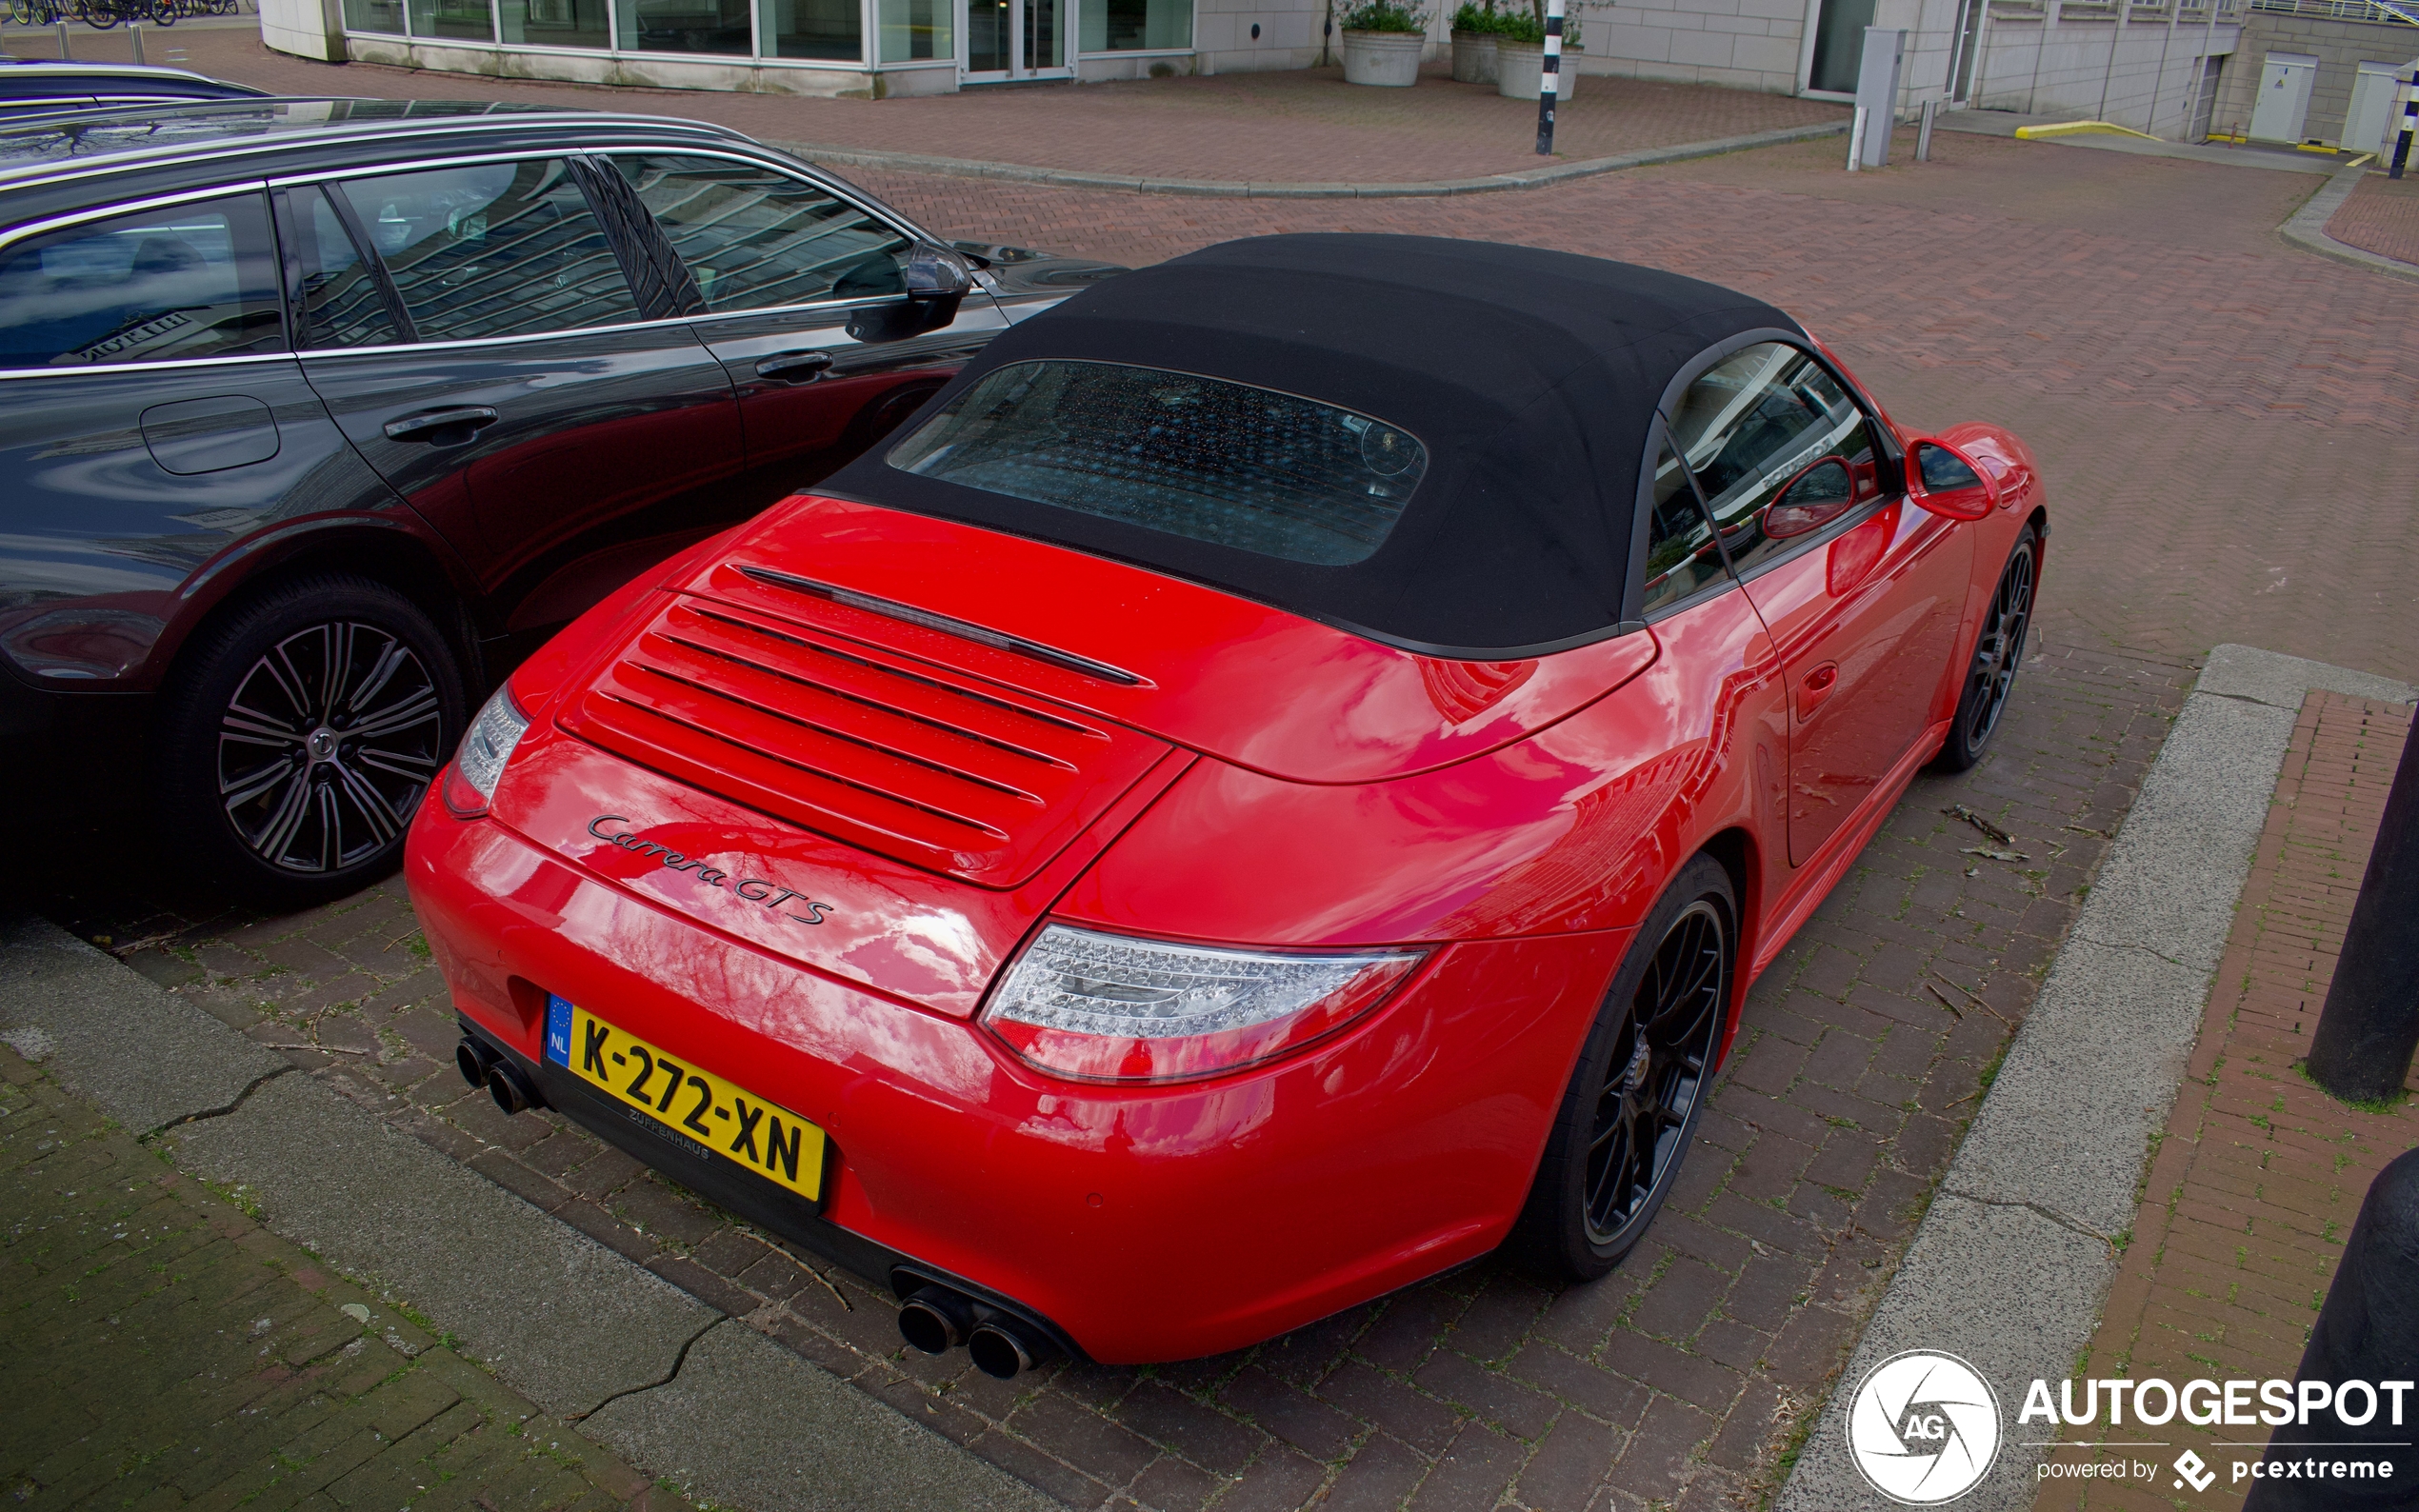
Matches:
[2307,719,2419,1104]
[2243,1147,2419,1510]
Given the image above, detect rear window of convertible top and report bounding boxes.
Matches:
[885,360,1429,567]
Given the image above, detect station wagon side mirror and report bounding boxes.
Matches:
[906,244,974,328]
[1905,438,1999,522]
[847,245,975,343]
[1764,457,1858,540]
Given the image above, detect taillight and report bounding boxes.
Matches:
[983,924,1425,1084]
[441,685,530,818]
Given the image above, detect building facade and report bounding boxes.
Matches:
[258,0,2331,140]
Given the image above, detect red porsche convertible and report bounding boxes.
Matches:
[407,235,2044,1378]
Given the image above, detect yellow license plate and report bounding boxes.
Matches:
[543,995,826,1203]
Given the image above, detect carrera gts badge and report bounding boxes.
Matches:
[588,816,833,925]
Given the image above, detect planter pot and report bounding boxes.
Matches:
[1495,39,1578,101]
[1450,29,1497,85]
[1341,29,1425,87]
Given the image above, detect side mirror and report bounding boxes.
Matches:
[1764,457,1857,540]
[1905,439,1998,522]
[906,243,973,328]
[847,245,974,343]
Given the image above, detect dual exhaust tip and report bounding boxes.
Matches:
[457,1033,1049,1381]
[456,1036,542,1115]
[898,1285,1052,1381]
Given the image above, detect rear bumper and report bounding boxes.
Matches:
[406,790,1627,1363]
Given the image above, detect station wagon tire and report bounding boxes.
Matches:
[1933,524,2039,773]
[1510,854,1736,1283]
[156,575,465,910]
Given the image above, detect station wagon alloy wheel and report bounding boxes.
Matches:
[1585,898,1728,1246]
[158,574,464,907]
[219,622,445,873]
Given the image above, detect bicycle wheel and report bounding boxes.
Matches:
[82,0,122,30]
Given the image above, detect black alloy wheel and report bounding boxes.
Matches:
[159,575,465,908]
[1511,854,1736,1282]
[1934,526,2038,772]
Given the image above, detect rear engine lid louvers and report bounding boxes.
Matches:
[558,596,1170,888]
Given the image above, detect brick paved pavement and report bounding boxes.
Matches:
[22,94,2419,1512]
[2326,171,2419,268]
[0,1045,686,1512]
[2033,692,2418,1512]
[29,30,1843,184]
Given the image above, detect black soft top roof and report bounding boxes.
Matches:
[833,233,1798,656]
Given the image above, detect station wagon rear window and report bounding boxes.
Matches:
[887,360,1429,567]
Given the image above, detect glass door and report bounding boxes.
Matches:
[959,0,1068,80]
[965,0,1010,78]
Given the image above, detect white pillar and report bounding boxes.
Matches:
[259,0,350,62]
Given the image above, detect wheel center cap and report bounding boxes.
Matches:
[307,727,339,762]
[1623,1032,1651,1096]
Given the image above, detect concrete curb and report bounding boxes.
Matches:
[2280,163,2419,285]
[764,118,1850,199]
[0,915,1052,1512]
[1775,645,2416,1512]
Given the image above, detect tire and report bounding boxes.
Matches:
[155,575,465,910]
[1933,524,2038,773]
[1509,854,1737,1282]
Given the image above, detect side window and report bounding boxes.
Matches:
[1666,342,1880,580]
[289,186,399,349]
[331,159,638,343]
[1639,431,1728,617]
[0,191,283,369]
[608,154,910,311]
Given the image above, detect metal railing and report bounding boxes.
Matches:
[2247,0,2419,25]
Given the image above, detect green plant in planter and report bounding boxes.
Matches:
[1342,0,1430,31]
[1494,4,1577,43]
[1449,0,1501,30]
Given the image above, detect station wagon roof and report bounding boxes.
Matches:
[0,98,756,192]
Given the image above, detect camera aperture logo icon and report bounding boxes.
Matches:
[1848,1350,2003,1505]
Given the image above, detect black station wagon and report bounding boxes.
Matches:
[0,100,1116,905]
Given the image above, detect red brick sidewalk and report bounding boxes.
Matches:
[2036,692,2418,1512]
[2327,172,2419,269]
[19,28,1843,184]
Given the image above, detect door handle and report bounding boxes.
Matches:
[382,406,501,446]
[755,351,835,383]
[1798,662,1840,722]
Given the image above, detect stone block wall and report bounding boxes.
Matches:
[1967,6,2238,134]
[2208,9,2418,147]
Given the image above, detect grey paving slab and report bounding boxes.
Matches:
[584,1321,1056,1512]
[1775,646,2417,1512]
[0,911,1044,1512]
[163,1067,718,1420]
[0,914,287,1135]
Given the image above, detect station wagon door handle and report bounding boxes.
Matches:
[755,351,834,383]
[383,406,502,446]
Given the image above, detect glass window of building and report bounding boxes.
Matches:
[609,156,909,309]
[878,0,951,61]
[0,192,284,368]
[406,0,497,41]
[500,0,610,48]
[343,0,405,34]
[332,160,638,342]
[757,0,861,57]
[613,0,751,53]
[1080,0,1190,50]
